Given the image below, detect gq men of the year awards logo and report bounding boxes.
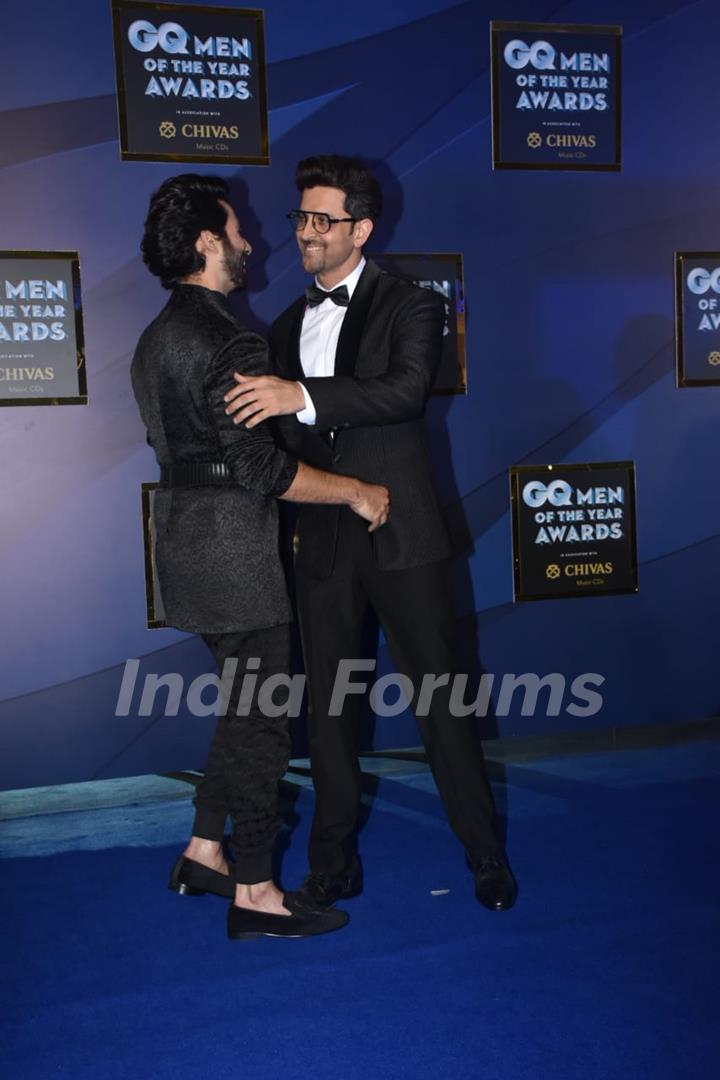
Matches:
[111,1,269,164]
[0,251,87,406]
[491,21,622,170]
[675,253,720,386]
[510,463,638,601]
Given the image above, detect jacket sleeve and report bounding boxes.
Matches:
[203,331,298,497]
[300,287,445,430]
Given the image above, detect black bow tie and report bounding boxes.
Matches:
[305,283,350,308]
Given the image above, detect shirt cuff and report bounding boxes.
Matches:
[296,382,317,425]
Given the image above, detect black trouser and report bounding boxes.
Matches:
[191,623,291,885]
[296,510,499,879]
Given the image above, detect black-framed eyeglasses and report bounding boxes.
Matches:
[286,210,356,235]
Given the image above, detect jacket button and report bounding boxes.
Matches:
[333,453,342,464]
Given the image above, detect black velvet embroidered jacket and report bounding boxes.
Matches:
[131,284,297,633]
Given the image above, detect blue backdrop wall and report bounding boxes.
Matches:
[1,0,718,789]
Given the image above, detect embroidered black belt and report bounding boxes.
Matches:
[160,462,234,487]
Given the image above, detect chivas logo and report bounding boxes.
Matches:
[527,131,542,149]
[180,124,240,139]
[545,564,561,579]
[565,562,613,577]
[159,121,176,138]
[0,366,55,381]
[547,134,597,148]
[708,351,720,366]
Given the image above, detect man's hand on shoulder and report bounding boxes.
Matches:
[224,374,305,428]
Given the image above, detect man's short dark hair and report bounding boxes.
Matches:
[295,155,382,222]
[141,174,230,289]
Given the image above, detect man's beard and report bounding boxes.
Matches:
[222,237,247,289]
[300,238,326,273]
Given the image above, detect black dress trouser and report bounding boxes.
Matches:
[296,509,499,880]
[191,622,291,884]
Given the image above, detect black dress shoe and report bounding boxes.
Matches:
[227,897,349,940]
[295,857,363,910]
[473,854,518,911]
[168,855,235,899]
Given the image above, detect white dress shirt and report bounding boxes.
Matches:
[296,257,366,425]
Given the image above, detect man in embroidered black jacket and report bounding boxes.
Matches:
[131,173,388,940]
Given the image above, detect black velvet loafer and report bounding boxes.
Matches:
[227,897,349,939]
[294,856,363,910]
[168,855,235,899]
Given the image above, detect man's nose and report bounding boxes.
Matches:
[300,217,320,240]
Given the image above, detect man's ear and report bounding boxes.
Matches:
[195,229,222,257]
[353,218,374,248]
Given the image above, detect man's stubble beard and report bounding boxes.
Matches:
[300,239,327,275]
[222,237,248,290]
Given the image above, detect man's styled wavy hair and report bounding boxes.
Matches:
[141,174,230,289]
[295,155,383,223]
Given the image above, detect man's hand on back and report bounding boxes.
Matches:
[350,481,390,533]
[224,373,305,428]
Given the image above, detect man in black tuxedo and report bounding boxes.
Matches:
[131,173,388,940]
[224,156,516,911]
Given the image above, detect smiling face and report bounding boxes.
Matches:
[296,185,373,289]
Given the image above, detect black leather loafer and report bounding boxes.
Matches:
[473,855,518,911]
[227,898,349,939]
[294,856,363,910]
[168,855,235,899]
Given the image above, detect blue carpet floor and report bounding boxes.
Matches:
[2,742,718,1080]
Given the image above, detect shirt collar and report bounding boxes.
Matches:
[314,256,366,300]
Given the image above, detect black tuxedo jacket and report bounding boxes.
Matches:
[270,259,452,577]
[132,284,297,634]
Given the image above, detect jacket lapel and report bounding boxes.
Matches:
[334,260,382,377]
